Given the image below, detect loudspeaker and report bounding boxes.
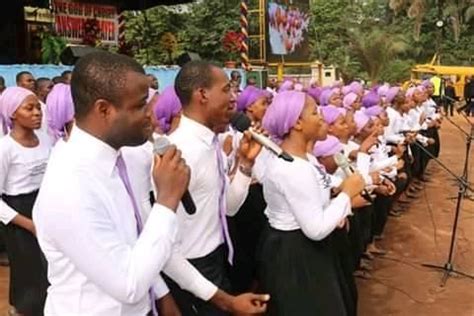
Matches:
[60,45,105,65]
[176,52,201,67]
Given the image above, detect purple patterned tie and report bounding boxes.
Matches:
[116,154,158,316]
[213,136,234,264]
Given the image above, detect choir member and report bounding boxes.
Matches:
[164,60,270,315]
[229,86,269,292]
[33,52,189,315]
[257,90,365,315]
[45,83,75,143]
[0,86,50,316]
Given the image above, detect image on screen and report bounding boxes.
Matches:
[266,0,310,63]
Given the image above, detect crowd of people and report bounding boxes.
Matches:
[0,51,446,316]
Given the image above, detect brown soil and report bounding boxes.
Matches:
[0,115,472,315]
[357,115,474,316]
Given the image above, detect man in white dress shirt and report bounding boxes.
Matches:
[33,52,269,316]
[164,61,269,315]
[33,52,190,315]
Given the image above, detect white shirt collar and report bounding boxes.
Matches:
[68,125,119,176]
[178,115,216,147]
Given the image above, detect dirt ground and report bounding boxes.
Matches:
[0,115,472,315]
[357,114,474,316]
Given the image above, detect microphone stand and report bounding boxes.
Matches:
[441,114,474,201]
[410,139,474,286]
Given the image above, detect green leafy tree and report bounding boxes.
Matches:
[124,7,186,64]
[181,0,241,62]
[41,31,67,64]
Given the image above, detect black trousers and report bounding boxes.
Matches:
[443,100,454,116]
[162,244,231,316]
[373,194,393,237]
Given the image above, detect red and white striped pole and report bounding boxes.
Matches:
[118,10,126,53]
[240,0,250,71]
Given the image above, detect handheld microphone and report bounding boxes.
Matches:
[333,153,373,203]
[153,137,196,215]
[230,112,294,162]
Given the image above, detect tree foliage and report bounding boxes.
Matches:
[310,0,473,83]
[121,0,473,83]
[124,0,240,65]
[41,31,67,65]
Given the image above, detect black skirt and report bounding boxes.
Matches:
[256,226,350,316]
[229,183,267,293]
[2,191,48,316]
[330,228,358,316]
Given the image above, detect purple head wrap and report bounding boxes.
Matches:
[313,135,343,158]
[342,85,351,96]
[237,86,267,112]
[362,92,381,108]
[307,87,322,103]
[415,85,426,93]
[153,86,182,134]
[349,81,364,95]
[46,83,75,142]
[364,105,384,118]
[421,79,433,88]
[319,88,340,106]
[262,91,306,142]
[354,110,370,134]
[343,92,358,109]
[377,84,390,97]
[321,105,344,125]
[386,87,400,104]
[405,87,416,98]
[0,87,35,130]
[278,80,294,92]
[294,83,304,91]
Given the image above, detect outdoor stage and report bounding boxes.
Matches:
[0,116,472,315]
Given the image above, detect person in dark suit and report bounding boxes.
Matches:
[459,76,474,116]
[443,79,457,116]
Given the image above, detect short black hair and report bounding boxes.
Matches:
[16,71,33,83]
[35,77,51,89]
[71,51,145,119]
[52,76,63,84]
[36,77,50,84]
[0,76,4,85]
[61,70,72,77]
[174,60,217,107]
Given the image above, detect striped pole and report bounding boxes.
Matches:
[240,0,250,71]
[118,11,126,52]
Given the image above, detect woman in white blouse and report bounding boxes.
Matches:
[0,87,51,316]
[257,91,365,315]
[230,86,270,292]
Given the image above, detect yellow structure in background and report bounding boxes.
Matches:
[411,54,474,98]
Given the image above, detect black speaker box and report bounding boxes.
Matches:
[60,45,105,65]
[176,52,201,67]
